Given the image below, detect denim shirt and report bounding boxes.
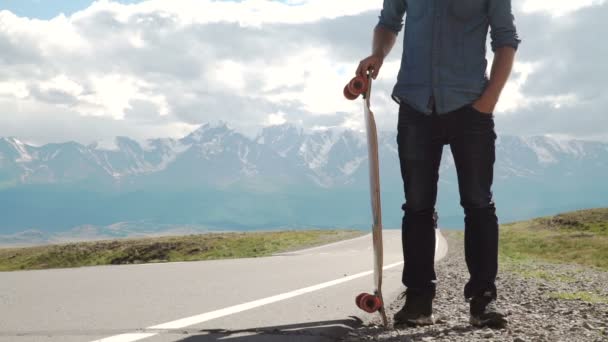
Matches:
[377,0,521,114]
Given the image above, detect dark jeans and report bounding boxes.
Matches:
[396,102,499,299]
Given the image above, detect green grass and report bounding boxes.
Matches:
[549,291,608,304]
[0,229,364,272]
[499,260,577,283]
[452,231,464,239]
[499,208,608,271]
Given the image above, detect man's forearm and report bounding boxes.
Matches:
[483,46,516,103]
[357,25,398,78]
[372,25,398,58]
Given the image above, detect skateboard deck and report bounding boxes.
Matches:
[363,75,388,328]
[345,73,388,327]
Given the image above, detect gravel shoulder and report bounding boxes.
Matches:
[343,231,608,342]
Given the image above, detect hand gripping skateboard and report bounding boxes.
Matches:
[344,72,389,327]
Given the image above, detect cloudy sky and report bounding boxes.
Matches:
[0,0,606,146]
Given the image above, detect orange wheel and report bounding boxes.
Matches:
[347,75,368,96]
[360,294,382,313]
[344,84,358,100]
[355,293,366,308]
[359,294,373,312]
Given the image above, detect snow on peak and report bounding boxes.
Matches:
[237,141,258,177]
[520,135,589,164]
[298,129,340,170]
[115,136,141,150]
[543,134,586,158]
[339,156,366,176]
[3,137,33,162]
[255,123,303,157]
[520,136,558,164]
[182,121,232,143]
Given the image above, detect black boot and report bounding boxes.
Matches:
[393,288,435,327]
[469,290,508,328]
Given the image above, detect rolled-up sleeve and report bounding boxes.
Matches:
[488,0,521,51]
[376,0,406,34]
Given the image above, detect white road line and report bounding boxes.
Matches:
[89,261,405,342]
[91,230,447,342]
[435,230,448,262]
[91,333,157,342]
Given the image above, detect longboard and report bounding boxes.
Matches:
[344,73,388,327]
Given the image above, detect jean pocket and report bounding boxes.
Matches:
[468,104,494,118]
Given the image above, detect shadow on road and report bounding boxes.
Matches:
[174,316,364,341]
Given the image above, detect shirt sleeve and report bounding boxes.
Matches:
[488,0,521,51]
[376,0,407,34]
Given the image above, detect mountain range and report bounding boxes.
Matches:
[1,122,607,245]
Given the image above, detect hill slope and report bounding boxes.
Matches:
[0,229,363,272]
[500,208,608,270]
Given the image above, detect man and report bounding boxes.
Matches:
[356,0,520,328]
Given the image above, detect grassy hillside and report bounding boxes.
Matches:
[0,229,364,272]
[500,208,608,270]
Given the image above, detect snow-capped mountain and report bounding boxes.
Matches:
[0,123,400,189]
[1,123,607,241]
[3,123,606,190]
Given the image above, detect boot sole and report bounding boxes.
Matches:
[470,314,507,328]
[394,314,435,327]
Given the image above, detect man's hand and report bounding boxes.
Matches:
[355,25,397,79]
[356,54,384,79]
[473,46,517,115]
[472,95,498,114]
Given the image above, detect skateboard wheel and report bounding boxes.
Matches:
[358,294,372,312]
[355,293,366,308]
[360,294,382,313]
[372,296,383,312]
[347,75,368,95]
[343,84,358,100]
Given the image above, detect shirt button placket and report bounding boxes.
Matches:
[431,0,441,113]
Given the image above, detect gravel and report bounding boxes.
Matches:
[341,231,608,342]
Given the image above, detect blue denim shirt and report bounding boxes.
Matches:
[377,0,521,114]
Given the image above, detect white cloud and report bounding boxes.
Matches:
[77,74,147,118]
[0,11,90,53]
[519,0,607,16]
[265,111,287,126]
[495,61,537,113]
[71,0,382,27]
[0,0,605,144]
[1,0,385,142]
[261,48,357,113]
[0,81,29,99]
[39,75,84,97]
[128,31,146,48]
[211,60,247,91]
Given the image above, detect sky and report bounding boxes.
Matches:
[0,0,607,146]
[1,0,142,20]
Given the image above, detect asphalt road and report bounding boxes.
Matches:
[0,229,448,342]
